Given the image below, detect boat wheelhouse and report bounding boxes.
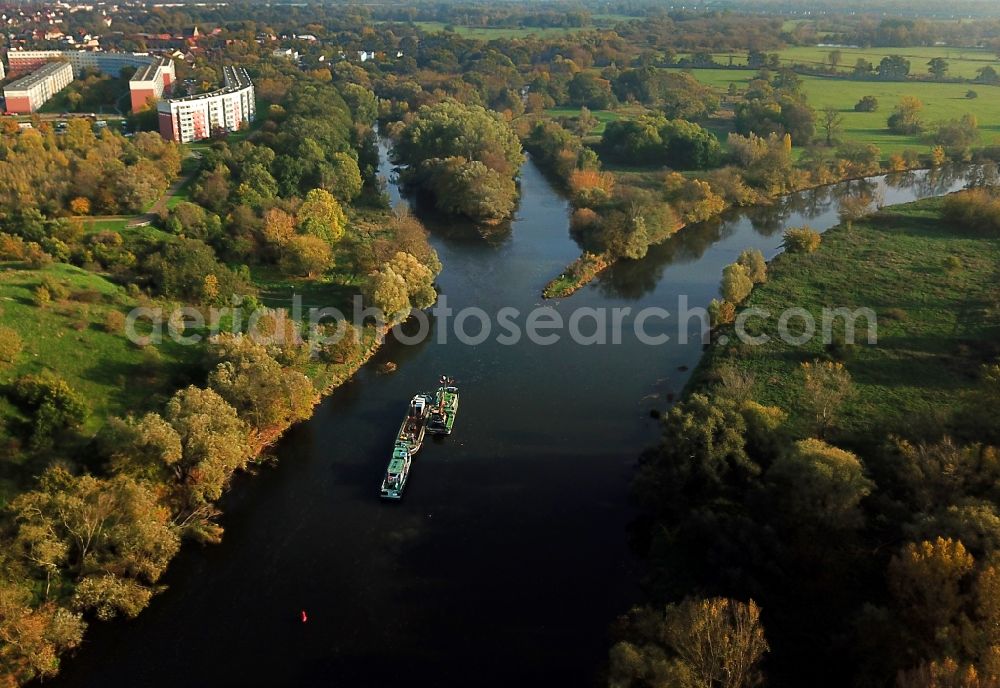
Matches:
[396,394,432,453]
[380,444,412,500]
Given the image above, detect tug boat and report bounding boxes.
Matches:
[396,394,432,453]
[380,444,412,500]
[426,376,460,436]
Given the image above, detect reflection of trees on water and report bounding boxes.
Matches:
[790,186,837,220]
[906,165,982,198]
[964,163,999,189]
[595,216,729,300]
[406,188,514,247]
[744,202,792,237]
[385,310,438,359]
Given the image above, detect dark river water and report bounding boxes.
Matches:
[49,155,994,687]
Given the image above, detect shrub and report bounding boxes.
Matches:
[0,325,23,366]
[568,169,615,206]
[12,372,88,447]
[708,298,736,327]
[942,189,1000,236]
[41,277,70,300]
[104,309,126,333]
[782,227,822,253]
[33,285,51,308]
[854,96,879,112]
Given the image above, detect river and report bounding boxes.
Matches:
[49,156,994,687]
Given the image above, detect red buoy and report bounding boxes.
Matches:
[300,610,308,623]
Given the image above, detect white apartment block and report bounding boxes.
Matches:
[157,66,255,143]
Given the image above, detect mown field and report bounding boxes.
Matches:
[667,68,1000,156]
[693,196,1000,440]
[685,45,1000,80]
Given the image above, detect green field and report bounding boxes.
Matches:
[693,196,1000,440]
[0,263,198,503]
[686,45,1000,80]
[668,68,1000,156]
[409,21,580,38]
[544,107,621,135]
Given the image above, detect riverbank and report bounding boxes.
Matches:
[689,193,1000,443]
[624,194,1000,687]
[539,158,988,299]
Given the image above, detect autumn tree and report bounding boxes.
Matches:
[889,538,976,660]
[206,334,316,432]
[767,438,873,530]
[888,96,925,135]
[0,326,23,367]
[800,360,853,435]
[261,207,296,247]
[386,252,437,310]
[721,263,754,304]
[609,597,769,688]
[0,580,85,685]
[9,466,179,589]
[280,235,333,277]
[737,248,767,284]
[122,385,251,537]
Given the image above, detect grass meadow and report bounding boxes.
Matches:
[667,68,1000,156]
[692,196,1000,440]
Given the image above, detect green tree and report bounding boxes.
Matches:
[297,188,347,243]
[11,372,88,448]
[928,57,950,79]
[878,55,911,80]
[320,152,363,202]
[821,107,844,146]
[363,267,411,321]
[854,95,879,112]
[394,99,524,178]
[767,438,874,530]
[386,251,437,309]
[424,157,518,223]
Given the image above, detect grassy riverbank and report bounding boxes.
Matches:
[690,195,1000,441]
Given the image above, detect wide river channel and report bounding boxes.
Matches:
[50,151,994,686]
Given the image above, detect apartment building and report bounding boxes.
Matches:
[6,49,175,112]
[157,66,255,143]
[4,61,74,113]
